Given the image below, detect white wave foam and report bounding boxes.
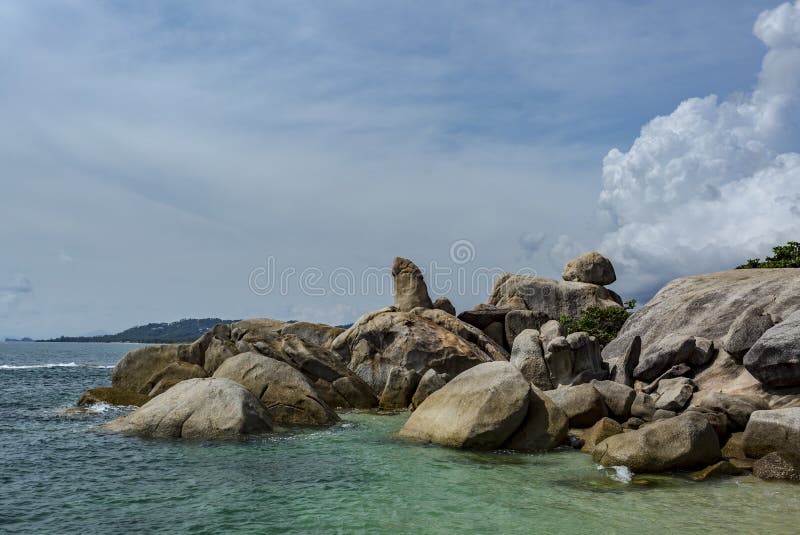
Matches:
[0,362,114,370]
[597,464,634,484]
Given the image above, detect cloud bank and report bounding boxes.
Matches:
[598,0,800,297]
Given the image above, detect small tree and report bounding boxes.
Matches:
[559,299,636,347]
[737,241,800,269]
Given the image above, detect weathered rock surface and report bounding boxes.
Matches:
[688,338,715,369]
[693,391,768,430]
[753,451,800,481]
[409,308,508,362]
[592,412,721,472]
[641,364,691,394]
[654,377,695,412]
[380,367,421,410]
[102,378,274,438]
[411,369,448,409]
[510,329,553,390]
[145,361,207,397]
[112,345,183,394]
[602,268,800,371]
[431,297,456,316]
[631,391,656,421]
[230,318,286,343]
[561,252,616,286]
[610,336,640,387]
[78,386,149,407]
[483,322,506,348]
[744,310,800,388]
[652,409,677,421]
[580,417,622,453]
[545,333,606,387]
[591,380,635,420]
[488,273,622,318]
[743,408,800,458]
[504,310,550,348]
[397,362,529,449]
[685,406,729,439]
[280,322,345,349]
[213,352,339,426]
[633,334,696,383]
[332,309,495,396]
[539,320,566,349]
[721,432,747,460]
[457,306,511,330]
[503,386,569,451]
[203,337,239,374]
[392,257,433,312]
[545,384,608,428]
[723,306,774,361]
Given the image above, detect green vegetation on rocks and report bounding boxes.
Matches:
[560,300,636,347]
[737,241,800,269]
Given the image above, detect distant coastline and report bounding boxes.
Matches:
[37,318,237,344]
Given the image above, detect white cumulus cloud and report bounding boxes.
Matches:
[598,0,800,297]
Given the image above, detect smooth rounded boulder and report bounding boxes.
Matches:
[544,383,608,428]
[742,408,800,459]
[112,345,182,394]
[561,251,617,285]
[397,361,530,450]
[592,412,721,472]
[743,310,800,387]
[213,352,339,426]
[101,378,274,438]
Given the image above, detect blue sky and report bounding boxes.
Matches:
[1,0,797,337]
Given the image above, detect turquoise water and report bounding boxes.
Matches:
[1,342,799,534]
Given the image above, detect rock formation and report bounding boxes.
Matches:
[561,251,617,285]
[392,256,434,311]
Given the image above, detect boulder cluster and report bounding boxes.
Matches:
[84,253,800,482]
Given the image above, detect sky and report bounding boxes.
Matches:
[1,0,798,338]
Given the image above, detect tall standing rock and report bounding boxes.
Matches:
[392,257,433,311]
[561,252,617,286]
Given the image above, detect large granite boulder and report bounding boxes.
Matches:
[744,310,800,388]
[397,362,529,449]
[693,391,768,431]
[145,361,207,397]
[610,336,640,387]
[392,257,434,311]
[331,309,495,396]
[101,378,274,438]
[488,273,622,318]
[457,305,512,330]
[112,345,182,394]
[592,412,721,472]
[591,380,635,421]
[579,417,623,453]
[230,318,286,343]
[503,385,569,451]
[633,334,696,382]
[380,367,421,410]
[602,268,800,372]
[654,377,695,412]
[213,352,339,426]
[203,336,239,374]
[561,252,616,285]
[510,329,553,390]
[723,306,774,361]
[545,383,608,428]
[253,334,377,409]
[742,408,800,458]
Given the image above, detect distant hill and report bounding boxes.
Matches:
[42,318,236,344]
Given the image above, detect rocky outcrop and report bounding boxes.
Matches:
[230,318,286,343]
[78,386,150,407]
[102,378,273,438]
[744,310,800,388]
[602,268,800,377]
[545,384,607,428]
[144,361,207,397]
[331,309,495,396]
[457,306,511,330]
[561,252,616,285]
[203,337,238,374]
[397,362,530,449]
[213,352,339,426]
[592,412,721,472]
[742,408,800,458]
[392,257,433,311]
[503,386,569,452]
[488,274,622,318]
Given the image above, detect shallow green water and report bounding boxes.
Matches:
[1,342,799,534]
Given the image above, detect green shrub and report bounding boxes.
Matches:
[559,300,636,347]
[737,241,800,269]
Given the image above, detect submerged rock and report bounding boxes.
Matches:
[102,378,273,438]
[213,352,339,426]
[397,362,529,449]
[78,386,150,407]
[592,412,721,473]
[689,460,743,482]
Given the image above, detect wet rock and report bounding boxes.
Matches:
[214,352,339,426]
[397,362,530,450]
[102,378,274,438]
[544,383,608,428]
[561,251,617,285]
[689,460,743,481]
[753,451,800,482]
[593,412,721,473]
[78,386,149,407]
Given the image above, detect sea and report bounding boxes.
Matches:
[0,341,798,534]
